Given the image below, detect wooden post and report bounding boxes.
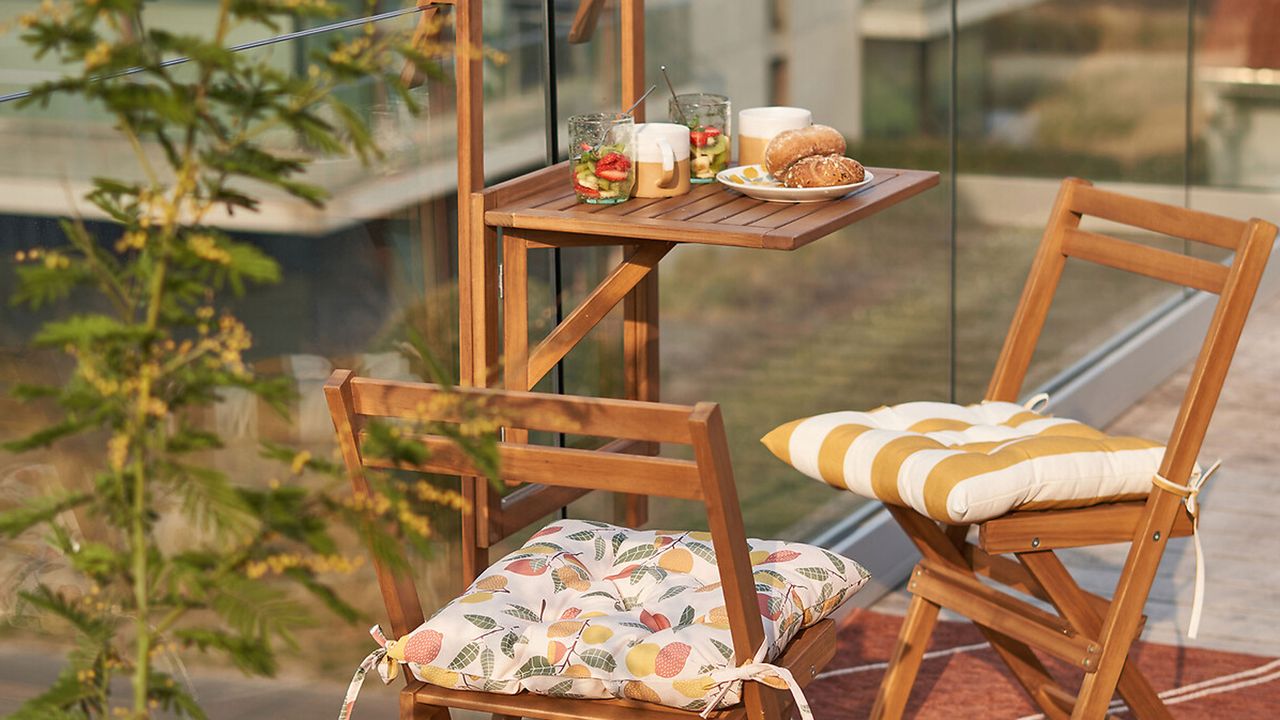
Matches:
[619,0,652,527]
[621,0,646,121]
[454,0,491,584]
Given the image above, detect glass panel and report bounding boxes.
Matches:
[635,0,951,538]
[952,0,1193,401]
[1189,0,1280,258]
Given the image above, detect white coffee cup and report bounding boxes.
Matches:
[634,122,692,198]
[738,106,813,167]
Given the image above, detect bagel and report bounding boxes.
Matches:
[764,125,846,176]
[778,154,865,188]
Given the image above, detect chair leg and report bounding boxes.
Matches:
[1020,551,1172,720]
[976,626,1072,720]
[870,592,941,719]
[1071,503,1178,719]
[743,680,789,720]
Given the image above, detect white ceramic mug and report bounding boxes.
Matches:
[633,122,692,198]
[738,106,813,167]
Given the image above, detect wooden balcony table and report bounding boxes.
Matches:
[458,160,939,579]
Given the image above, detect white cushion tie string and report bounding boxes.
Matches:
[338,625,401,720]
[699,642,815,720]
[1151,459,1221,640]
[1022,392,1051,412]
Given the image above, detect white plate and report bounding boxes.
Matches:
[715,164,874,203]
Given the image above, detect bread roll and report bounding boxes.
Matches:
[778,154,865,188]
[764,125,846,176]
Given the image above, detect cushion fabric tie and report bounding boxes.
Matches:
[338,625,400,720]
[1151,459,1221,640]
[699,643,814,720]
[1022,392,1051,412]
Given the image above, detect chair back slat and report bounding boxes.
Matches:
[359,433,705,500]
[1071,184,1246,250]
[349,376,694,444]
[1060,228,1230,294]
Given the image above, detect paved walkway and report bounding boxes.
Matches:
[877,287,1280,658]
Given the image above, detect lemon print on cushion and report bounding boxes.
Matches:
[474,575,507,591]
[674,676,716,699]
[654,642,692,678]
[700,606,730,630]
[547,640,570,664]
[563,664,593,678]
[547,620,585,638]
[623,681,662,703]
[626,643,661,676]
[658,548,694,573]
[418,665,459,687]
[396,629,443,664]
[458,591,493,604]
[556,565,590,591]
[582,625,613,644]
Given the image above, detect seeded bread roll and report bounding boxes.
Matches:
[778,154,865,188]
[764,125,846,176]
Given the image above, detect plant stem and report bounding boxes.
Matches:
[131,199,173,719]
[130,454,149,718]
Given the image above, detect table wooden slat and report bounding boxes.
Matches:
[484,161,940,251]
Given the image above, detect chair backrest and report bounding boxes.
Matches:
[322,372,768,672]
[987,178,1276,486]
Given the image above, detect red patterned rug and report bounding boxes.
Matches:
[805,610,1280,718]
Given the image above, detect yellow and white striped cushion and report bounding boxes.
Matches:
[761,401,1169,524]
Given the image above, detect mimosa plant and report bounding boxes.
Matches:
[0,2,493,718]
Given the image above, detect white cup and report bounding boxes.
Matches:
[634,122,692,197]
[738,106,813,167]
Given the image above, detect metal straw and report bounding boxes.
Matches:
[589,85,656,157]
[661,66,688,126]
[625,84,657,116]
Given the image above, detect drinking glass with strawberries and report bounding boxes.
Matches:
[569,112,636,204]
[669,93,731,184]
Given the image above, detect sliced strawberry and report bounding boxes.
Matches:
[596,152,631,172]
[690,126,723,147]
[573,181,601,198]
[579,142,593,152]
[598,168,628,182]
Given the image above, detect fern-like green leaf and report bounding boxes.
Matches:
[0,491,91,538]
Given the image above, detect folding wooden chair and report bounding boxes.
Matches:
[871,178,1276,719]
[325,372,849,720]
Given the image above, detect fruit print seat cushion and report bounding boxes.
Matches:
[345,519,867,716]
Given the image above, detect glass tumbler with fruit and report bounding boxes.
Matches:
[569,112,636,204]
[669,93,731,184]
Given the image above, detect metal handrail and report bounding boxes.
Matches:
[0,4,429,105]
